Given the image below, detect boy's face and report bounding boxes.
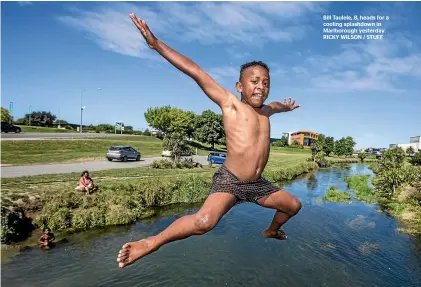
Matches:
[236,65,270,108]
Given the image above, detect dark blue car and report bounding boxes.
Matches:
[207,152,227,166]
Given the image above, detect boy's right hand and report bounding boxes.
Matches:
[129,13,158,49]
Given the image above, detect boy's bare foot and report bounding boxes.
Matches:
[262,229,287,240]
[117,238,156,268]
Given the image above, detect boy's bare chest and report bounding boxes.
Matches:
[224,108,270,134]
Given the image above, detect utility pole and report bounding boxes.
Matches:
[29,105,32,126]
[80,88,101,133]
[9,102,13,124]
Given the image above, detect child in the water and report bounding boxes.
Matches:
[117,13,302,269]
[39,228,55,248]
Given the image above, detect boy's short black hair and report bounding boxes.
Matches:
[239,61,270,80]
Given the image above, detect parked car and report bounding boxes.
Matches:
[1,122,21,133]
[162,150,172,157]
[207,151,227,166]
[106,146,141,162]
[161,149,194,157]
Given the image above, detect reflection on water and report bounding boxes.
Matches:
[2,164,421,287]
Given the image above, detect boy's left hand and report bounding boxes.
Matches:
[278,97,301,111]
[267,97,301,114]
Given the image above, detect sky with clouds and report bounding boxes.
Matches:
[2,1,420,148]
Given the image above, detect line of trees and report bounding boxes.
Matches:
[272,133,356,158]
[144,106,226,161]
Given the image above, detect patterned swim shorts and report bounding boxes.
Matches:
[210,165,281,205]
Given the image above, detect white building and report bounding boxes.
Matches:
[389,135,421,152]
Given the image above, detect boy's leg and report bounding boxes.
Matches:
[117,192,236,268]
[257,189,302,240]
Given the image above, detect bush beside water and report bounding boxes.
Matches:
[324,187,352,204]
[344,175,377,204]
[366,148,421,235]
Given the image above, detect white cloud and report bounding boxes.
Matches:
[208,66,239,82]
[269,33,421,93]
[57,2,420,93]
[18,1,32,6]
[57,2,323,58]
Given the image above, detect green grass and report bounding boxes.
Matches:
[344,175,377,204]
[323,187,352,204]
[17,125,74,133]
[1,136,173,165]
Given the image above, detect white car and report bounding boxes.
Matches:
[162,150,172,157]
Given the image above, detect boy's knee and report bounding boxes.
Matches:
[293,199,303,215]
[290,198,302,216]
[193,212,216,234]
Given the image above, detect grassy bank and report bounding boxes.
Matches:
[17,125,73,133]
[1,136,207,165]
[343,153,421,236]
[1,149,317,244]
[344,173,421,235]
[328,157,378,164]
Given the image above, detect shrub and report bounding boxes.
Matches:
[344,175,377,204]
[151,158,202,169]
[324,187,352,204]
[358,151,367,163]
[373,165,421,199]
[410,151,421,166]
[315,151,330,167]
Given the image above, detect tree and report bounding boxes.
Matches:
[193,110,225,149]
[143,128,152,136]
[378,147,406,172]
[406,146,415,157]
[95,124,114,133]
[334,136,356,157]
[163,132,192,162]
[410,151,421,166]
[14,118,27,125]
[23,111,56,127]
[323,136,335,156]
[144,106,195,136]
[1,107,11,123]
[311,140,323,161]
[358,151,367,163]
[280,136,289,147]
[334,139,346,157]
[271,136,288,147]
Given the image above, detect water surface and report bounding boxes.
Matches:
[2,164,421,286]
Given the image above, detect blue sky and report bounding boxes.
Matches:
[2,1,420,148]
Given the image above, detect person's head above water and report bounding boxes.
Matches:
[236,61,270,109]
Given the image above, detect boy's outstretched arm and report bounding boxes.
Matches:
[263,97,301,117]
[129,13,234,108]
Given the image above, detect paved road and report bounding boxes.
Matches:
[1,156,209,178]
[1,132,136,141]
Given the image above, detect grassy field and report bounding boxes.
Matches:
[17,125,74,133]
[1,136,178,165]
[0,136,312,166]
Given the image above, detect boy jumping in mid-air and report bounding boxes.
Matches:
[117,13,302,268]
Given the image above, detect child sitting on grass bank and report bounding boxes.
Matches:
[75,170,97,194]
